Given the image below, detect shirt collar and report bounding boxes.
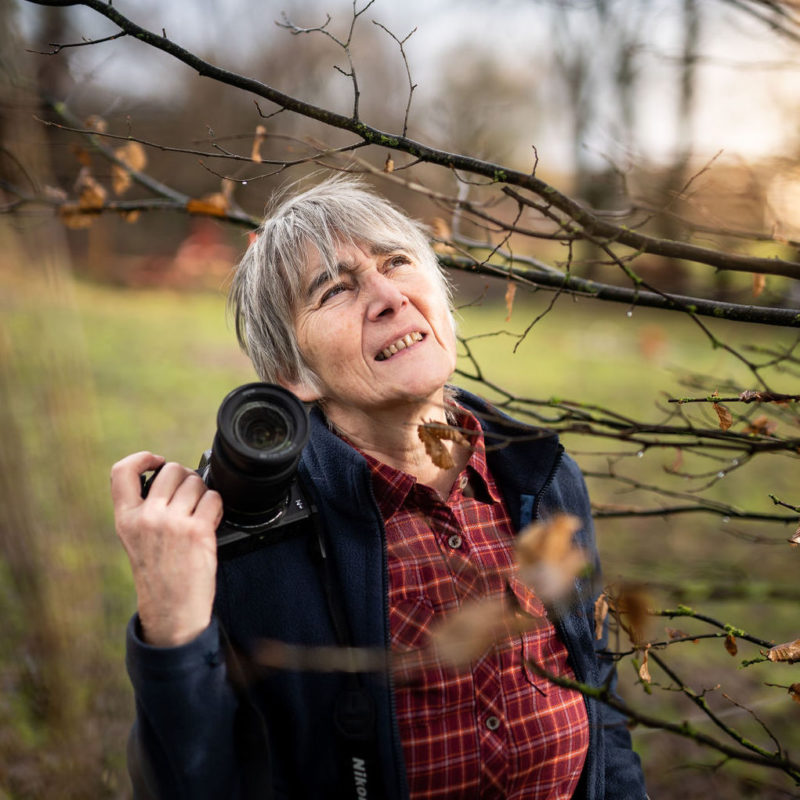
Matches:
[361,406,503,520]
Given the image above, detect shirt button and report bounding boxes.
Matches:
[485,715,501,731]
[447,534,462,549]
[458,475,469,491]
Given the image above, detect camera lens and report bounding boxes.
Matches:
[233,402,292,453]
[208,383,310,523]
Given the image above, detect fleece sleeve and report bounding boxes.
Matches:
[554,455,647,800]
[125,615,246,800]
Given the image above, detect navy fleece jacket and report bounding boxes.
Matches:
[125,389,646,799]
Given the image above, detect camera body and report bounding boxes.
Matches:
[142,383,316,560]
[197,449,314,560]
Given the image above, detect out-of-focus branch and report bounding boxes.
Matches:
[23,0,800,283]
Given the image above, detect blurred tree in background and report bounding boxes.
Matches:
[3,0,800,797]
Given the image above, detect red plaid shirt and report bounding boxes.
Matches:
[363,409,589,799]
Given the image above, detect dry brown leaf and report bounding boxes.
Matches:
[384,154,394,173]
[111,166,131,195]
[665,627,689,640]
[429,598,507,668]
[118,209,141,224]
[111,141,147,195]
[251,124,266,163]
[713,402,733,432]
[70,144,92,167]
[75,167,107,211]
[418,427,453,469]
[186,192,230,217]
[516,514,587,603]
[116,140,147,171]
[724,633,738,657]
[767,639,800,663]
[84,114,107,133]
[614,584,652,645]
[743,415,778,436]
[417,420,470,470]
[753,273,766,298]
[504,281,517,322]
[790,525,800,546]
[58,203,96,229]
[594,593,609,640]
[638,649,651,684]
[430,217,455,254]
[789,684,800,704]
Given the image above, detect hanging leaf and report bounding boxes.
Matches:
[430,217,455,254]
[713,402,733,432]
[70,144,92,167]
[724,633,738,657]
[75,167,107,211]
[118,209,141,224]
[789,684,800,705]
[417,420,470,469]
[504,280,517,322]
[84,114,107,133]
[743,415,777,436]
[58,203,96,229]
[752,273,766,298]
[429,597,508,668]
[594,593,609,640]
[516,514,587,604]
[384,154,394,173]
[614,584,652,645]
[767,639,800,663]
[638,649,651,684]
[111,141,147,195]
[250,124,266,163]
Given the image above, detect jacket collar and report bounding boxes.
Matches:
[298,388,562,527]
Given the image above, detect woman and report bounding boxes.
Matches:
[111,176,646,799]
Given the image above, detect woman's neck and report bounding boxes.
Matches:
[323,394,469,498]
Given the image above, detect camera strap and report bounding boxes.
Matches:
[309,520,383,800]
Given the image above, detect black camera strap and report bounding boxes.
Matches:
[309,519,383,800]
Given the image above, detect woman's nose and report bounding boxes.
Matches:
[365,272,407,320]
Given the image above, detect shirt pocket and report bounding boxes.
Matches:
[507,575,554,695]
[389,595,473,721]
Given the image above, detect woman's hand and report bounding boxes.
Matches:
[110,451,223,647]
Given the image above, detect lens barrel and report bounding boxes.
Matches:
[207,383,309,526]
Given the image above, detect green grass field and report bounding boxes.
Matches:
[3,263,800,798]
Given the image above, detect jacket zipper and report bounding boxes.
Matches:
[530,443,564,522]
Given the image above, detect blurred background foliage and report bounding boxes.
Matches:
[2,0,800,797]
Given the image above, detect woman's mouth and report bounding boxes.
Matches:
[375,331,424,361]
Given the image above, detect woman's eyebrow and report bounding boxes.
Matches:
[304,261,356,300]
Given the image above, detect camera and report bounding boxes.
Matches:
[142,383,314,559]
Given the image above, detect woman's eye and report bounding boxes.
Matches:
[320,283,349,304]
[388,255,410,269]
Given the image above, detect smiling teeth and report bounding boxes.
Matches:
[376,331,423,361]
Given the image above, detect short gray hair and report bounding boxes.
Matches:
[229,175,453,391]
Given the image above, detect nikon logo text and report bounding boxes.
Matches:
[352,757,368,798]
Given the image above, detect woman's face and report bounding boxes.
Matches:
[288,240,457,426]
